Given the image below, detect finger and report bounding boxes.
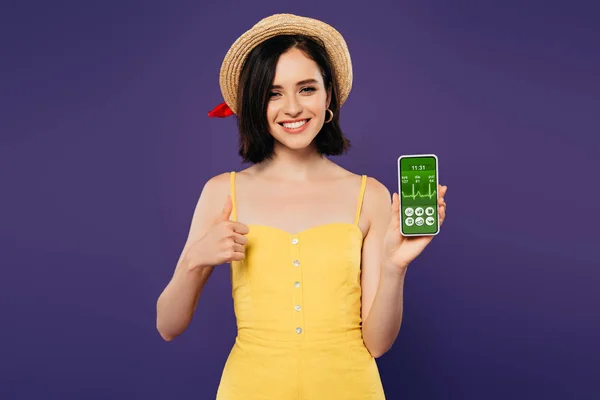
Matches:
[389,193,400,231]
[438,196,445,206]
[231,222,250,235]
[218,195,233,222]
[230,251,245,262]
[233,233,249,245]
[232,243,245,253]
[223,249,244,262]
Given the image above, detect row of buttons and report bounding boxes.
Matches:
[405,216,436,226]
[404,206,435,217]
[292,237,302,335]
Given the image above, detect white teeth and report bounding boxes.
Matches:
[282,120,307,129]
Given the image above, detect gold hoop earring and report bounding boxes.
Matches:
[325,109,334,123]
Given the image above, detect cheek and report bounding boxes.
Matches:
[266,104,277,122]
[306,95,327,114]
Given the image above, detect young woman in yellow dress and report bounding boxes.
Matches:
[156,13,448,399]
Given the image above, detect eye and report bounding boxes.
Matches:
[301,86,316,93]
[269,92,281,98]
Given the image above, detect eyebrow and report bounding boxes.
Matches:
[270,79,319,89]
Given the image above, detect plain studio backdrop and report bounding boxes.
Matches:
[1,0,598,399]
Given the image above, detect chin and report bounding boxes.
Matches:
[271,125,318,149]
[276,136,316,151]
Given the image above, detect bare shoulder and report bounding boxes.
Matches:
[328,164,391,213]
[364,176,391,205]
[184,171,233,243]
[203,171,232,193]
[195,171,235,215]
[330,163,391,232]
[363,176,392,232]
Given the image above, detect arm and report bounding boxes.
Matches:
[360,179,407,358]
[361,181,448,357]
[155,172,230,341]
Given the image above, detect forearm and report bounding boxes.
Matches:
[362,264,407,358]
[156,256,214,341]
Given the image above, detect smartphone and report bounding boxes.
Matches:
[397,154,440,236]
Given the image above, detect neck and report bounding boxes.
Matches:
[256,142,330,180]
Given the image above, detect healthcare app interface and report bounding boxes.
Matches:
[399,155,439,235]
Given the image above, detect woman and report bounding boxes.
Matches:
[156,13,448,399]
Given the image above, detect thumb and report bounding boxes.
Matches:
[218,194,233,222]
[389,193,400,231]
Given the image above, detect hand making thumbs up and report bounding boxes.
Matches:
[186,195,250,271]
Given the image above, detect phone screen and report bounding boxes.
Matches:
[398,154,439,236]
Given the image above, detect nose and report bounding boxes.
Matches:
[283,94,302,117]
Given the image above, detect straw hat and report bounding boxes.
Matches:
[209,13,353,117]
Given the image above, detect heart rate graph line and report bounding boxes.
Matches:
[401,183,436,200]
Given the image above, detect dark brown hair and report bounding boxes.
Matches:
[236,34,351,164]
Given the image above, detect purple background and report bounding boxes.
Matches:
[1,0,599,399]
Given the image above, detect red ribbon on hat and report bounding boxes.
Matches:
[208,102,234,118]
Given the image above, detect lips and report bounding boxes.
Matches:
[279,119,309,129]
[278,118,311,134]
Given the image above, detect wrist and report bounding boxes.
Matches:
[185,258,212,273]
[182,250,209,273]
[181,239,210,270]
[382,260,408,278]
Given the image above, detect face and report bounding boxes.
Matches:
[266,48,331,152]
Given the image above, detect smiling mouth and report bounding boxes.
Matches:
[279,119,310,129]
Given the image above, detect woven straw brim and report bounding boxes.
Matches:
[219,13,353,115]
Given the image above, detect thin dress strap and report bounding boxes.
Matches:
[230,171,237,222]
[354,175,367,225]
